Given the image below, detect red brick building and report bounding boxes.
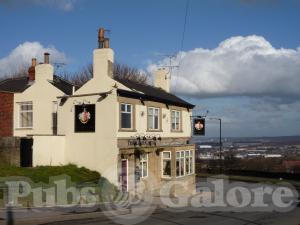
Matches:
[0,91,14,137]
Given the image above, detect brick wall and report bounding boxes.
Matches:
[0,92,14,137]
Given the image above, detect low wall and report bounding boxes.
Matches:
[0,137,20,166]
[32,136,65,166]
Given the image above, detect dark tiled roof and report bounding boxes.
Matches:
[0,75,76,95]
[116,78,194,109]
[50,75,78,95]
[0,77,30,93]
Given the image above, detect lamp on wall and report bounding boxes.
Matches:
[163,113,167,119]
[140,111,145,117]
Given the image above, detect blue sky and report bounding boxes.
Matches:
[1,0,300,137]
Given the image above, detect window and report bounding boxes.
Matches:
[171,110,181,131]
[140,154,148,178]
[176,150,194,177]
[148,107,160,130]
[52,101,58,135]
[185,150,193,175]
[176,151,185,177]
[162,151,171,177]
[120,103,132,129]
[19,102,33,128]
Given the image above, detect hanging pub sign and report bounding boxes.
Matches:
[75,104,95,132]
[193,118,205,136]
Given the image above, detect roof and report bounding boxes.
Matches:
[0,77,30,93]
[0,75,76,95]
[116,78,194,109]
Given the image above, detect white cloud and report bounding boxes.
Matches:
[0,0,78,11]
[0,42,67,76]
[149,35,300,98]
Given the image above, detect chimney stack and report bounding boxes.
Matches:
[154,68,170,92]
[28,58,37,81]
[44,52,50,64]
[93,27,114,81]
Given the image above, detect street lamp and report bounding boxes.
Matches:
[209,117,222,173]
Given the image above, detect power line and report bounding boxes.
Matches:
[174,0,190,94]
[180,0,190,51]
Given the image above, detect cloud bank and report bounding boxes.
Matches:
[149,35,300,98]
[0,42,67,76]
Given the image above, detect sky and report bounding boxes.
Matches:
[0,0,300,137]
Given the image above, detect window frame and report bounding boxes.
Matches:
[119,103,134,131]
[161,151,172,178]
[147,107,160,131]
[175,150,194,178]
[18,101,33,129]
[176,150,186,177]
[171,109,182,132]
[140,153,148,178]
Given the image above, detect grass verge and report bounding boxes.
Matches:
[0,164,117,208]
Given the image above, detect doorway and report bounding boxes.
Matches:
[20,138,33,167]
[121,159,128,192]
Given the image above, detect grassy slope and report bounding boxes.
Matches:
[0,164,101,184]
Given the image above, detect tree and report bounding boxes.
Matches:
[0,65,28,82]
[61,62,148,86]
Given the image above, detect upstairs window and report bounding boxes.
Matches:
[148,107,160,130]
[19,102,33,128]
[171,110,181,131]
[120,103,132,129]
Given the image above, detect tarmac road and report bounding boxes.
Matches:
[0,203,299,225]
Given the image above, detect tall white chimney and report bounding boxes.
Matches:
[35,53,54,82]
[154,68,170,92]
[93,28,114,80]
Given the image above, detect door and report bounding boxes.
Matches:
[20,138,33,167]
[121,159,128,192]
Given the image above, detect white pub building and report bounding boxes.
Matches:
[0,29,196,195]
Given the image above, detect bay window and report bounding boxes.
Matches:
[176,150,194,177]
[162,151,171,177]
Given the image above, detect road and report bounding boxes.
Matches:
[0,203,299,225]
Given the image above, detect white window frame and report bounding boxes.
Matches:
[175,150,194,178]
[176,150,185,177]
[140,153,148,178]
[148,107,160,130]
[161,151,172,178]
[185,150,194,175]
[18,102,33,129]
[120,103,133,129]
[171,110,181,131]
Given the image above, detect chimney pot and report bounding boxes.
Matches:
[104,38,110,48]
[28,58,37,81]
[44,52,50,64]
[32,58,37,67]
